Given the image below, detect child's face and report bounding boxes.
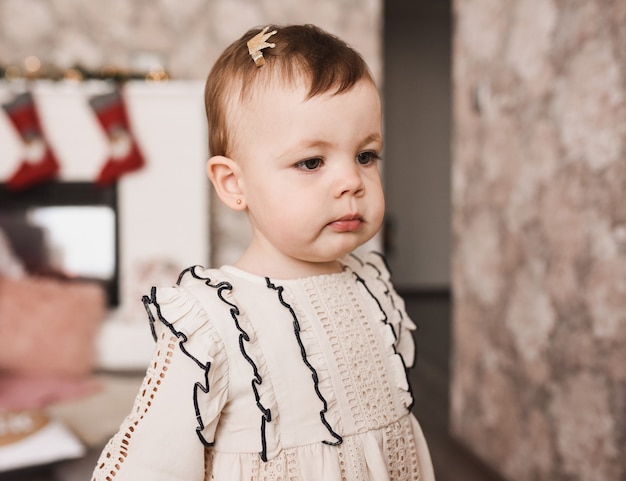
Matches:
[233,79,385,276]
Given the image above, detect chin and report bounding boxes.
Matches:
[329,244,363,260]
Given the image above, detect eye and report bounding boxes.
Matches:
[295,157,323,171]
[356,151,380,166]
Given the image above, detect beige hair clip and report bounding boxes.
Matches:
[247,26,277,67]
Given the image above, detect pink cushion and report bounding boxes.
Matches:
[0,276,106,376]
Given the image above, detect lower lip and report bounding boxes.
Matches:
[329,219,363,232]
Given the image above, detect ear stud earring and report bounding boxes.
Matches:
[236,199,242,205]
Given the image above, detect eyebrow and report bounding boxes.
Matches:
[360,133,384,148]
[301,133,383,150]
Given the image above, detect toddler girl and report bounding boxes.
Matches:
[92,24,435,481]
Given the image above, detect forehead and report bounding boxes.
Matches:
[227,76,380,148]
[228,79,382,163]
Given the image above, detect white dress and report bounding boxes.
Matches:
[92,252,435,481]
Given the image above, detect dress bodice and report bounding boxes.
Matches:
[92,252,434,481]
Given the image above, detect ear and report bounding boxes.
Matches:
[206,155,246,210]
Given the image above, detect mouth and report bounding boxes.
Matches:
[328,214,364,232]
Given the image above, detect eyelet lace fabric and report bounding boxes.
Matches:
[302,270,400,432]
[91,252,434,481]
[92,330,177,481]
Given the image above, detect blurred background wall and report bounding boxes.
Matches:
[0,0,382,80]
[384,0,451,290]
[451,1,626,480]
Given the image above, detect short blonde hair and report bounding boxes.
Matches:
[204,24,375,157]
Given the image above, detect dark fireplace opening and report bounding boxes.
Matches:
[0,182,119,307]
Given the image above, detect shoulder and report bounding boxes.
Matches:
[175,265,233,291]
[342,250,411,326]
[342,250,393,281]
[142,265,236,341]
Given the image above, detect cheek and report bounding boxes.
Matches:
[250,186,304,223]
[374,194,386,225]
[370,181,386,226]
[368,175,385,205]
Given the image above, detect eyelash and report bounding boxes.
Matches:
[294,151,381,171]
[296,157,324,171]
[356,151,381,166]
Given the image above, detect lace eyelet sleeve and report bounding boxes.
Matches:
[91,282,228,481]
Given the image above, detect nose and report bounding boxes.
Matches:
[334,160,365,198]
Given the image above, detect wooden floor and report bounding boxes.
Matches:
[404,291,506,481]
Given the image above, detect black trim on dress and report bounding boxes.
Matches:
[266,277,344,447]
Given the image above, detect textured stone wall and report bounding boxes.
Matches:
[451,1,626,480]
[0,0,382,267]
[0,0,381,80]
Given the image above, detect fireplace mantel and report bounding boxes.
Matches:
[0,80,210,370]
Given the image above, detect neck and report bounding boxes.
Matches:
[233,252,343,279]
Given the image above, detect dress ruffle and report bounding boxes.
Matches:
[143,267,229,445]
[345,252,416,411]
[221,284,281,461]
[286,285,345,441]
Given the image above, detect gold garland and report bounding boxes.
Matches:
[0,62,169,83]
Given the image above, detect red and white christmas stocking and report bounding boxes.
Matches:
[89,88,145,186]
[2,91,60,191]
